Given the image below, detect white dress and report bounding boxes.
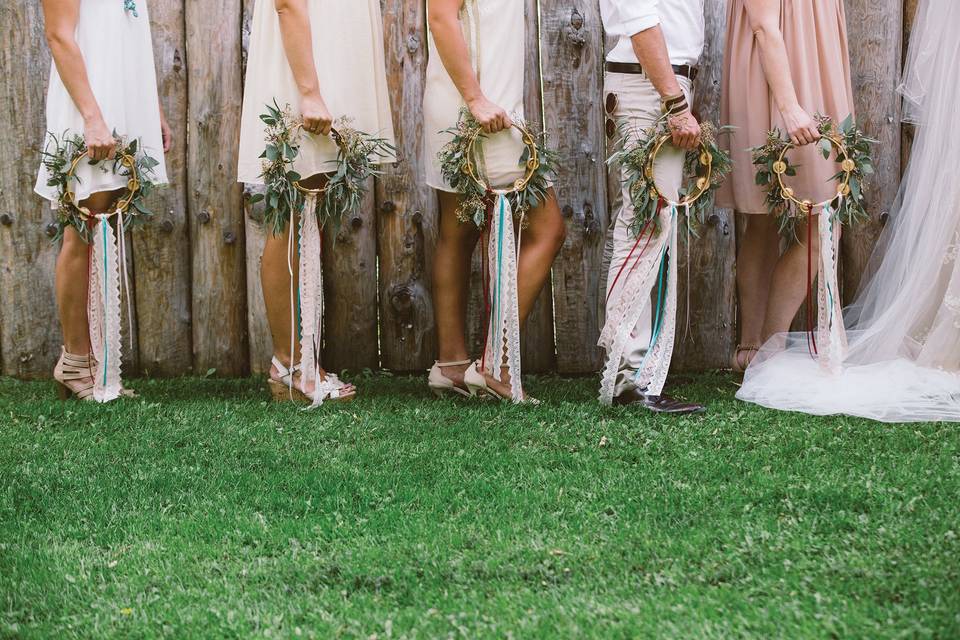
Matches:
[35,0,168,205]
[237,0,396,184]
[423,0,527,192]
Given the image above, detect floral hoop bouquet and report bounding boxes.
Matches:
[250,101,394,406]
[607,115,733,238]
[40,132,159,242]
[249,101,395,236]
[438,108,558,229]
[40,131,161,402]
[436,109,558,402]
[597,116,732,407]
[752,113,877,373]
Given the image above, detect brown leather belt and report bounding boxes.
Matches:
[604,61,698,81]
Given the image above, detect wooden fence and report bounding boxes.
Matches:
[0,0,918,379]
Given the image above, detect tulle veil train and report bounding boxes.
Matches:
[737,0,960,422]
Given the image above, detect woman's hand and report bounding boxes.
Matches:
[781,104,820,146]
[84,115,115,162]
[159,108,173,153]
[467,96,512,134]
[300,91,333,136]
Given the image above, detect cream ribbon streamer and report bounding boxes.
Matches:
[482,192,524,403]
[88,213,123,403]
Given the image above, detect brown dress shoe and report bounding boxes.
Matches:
[613,388,705,414]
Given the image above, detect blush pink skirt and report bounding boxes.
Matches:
[717,0,855,214]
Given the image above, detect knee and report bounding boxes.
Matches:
[541,216,566,256]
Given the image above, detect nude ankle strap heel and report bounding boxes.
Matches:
[428,359,476,398]
[53,348,96,401]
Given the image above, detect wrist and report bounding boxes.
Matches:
[81,109,104,126]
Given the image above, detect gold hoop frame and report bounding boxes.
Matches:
[773,133,854,213]
[64,150,141,219]
[462,123,539,193]
[643,134,714,207]
[292,127,347,195]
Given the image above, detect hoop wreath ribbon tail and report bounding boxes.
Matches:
[752,114,875,370]
[41,133,158,403]
[438,110,557,403]
[598,119,732,406]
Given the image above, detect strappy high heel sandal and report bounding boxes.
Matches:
[53,348,96,401]
[267,357,356,405]
[732,344,760,374]
[428,359,477,398]
[464,361,540,405]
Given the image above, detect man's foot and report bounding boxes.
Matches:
[613,388,705,414]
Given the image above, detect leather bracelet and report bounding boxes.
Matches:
[660,92,686,112]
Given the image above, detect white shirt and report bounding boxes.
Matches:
[599,0,706,67]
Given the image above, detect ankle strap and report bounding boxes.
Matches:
[272,357,301,383]
[434,359,472,367]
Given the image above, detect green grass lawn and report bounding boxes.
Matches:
[1,372,958,639]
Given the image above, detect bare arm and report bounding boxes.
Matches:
[742,0,819,145]
[630,26,700,150]
[42,0,115,160]
[274,0,332,136]
[427,0,511,134]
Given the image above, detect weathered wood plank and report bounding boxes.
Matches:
[539,0,608,373]
[0,2,59,378]
[186,0,248,376]
[900,0,919,172]
[134,0,192,376]
[674,0,737,370]
[521,0,557,373]
[323,181,379,373]
[376,0,438,372]
[241,0,271,375]
[841,0,903,299]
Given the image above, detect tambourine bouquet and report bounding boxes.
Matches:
[598,116,732,406]
[438,109,558,403]
[41,131,160,401]
[752,113,876,371]
[250,101,393,406]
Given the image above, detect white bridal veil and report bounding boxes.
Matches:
[737,0,960,422]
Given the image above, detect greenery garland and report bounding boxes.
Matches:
[438,109,558,228]
[752,114,876,239]
[607,115,733,239]
[40,131,159,243]
[250,101,395,236]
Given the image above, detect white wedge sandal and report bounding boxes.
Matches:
[268,357,356,405]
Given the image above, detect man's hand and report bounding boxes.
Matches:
[668,110,701,151]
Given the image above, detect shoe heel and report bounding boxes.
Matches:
[55,382,72,401]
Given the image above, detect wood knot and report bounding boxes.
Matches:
[197,209,211,224]
[350,216,363,230]
[0,213,12,226]
[380,201,397,215]
[45,223,58,238]
[223,230,237,245]
[160,219,175,233]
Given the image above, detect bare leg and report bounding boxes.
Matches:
[761,215,819,341]
[54,189,122,388]
[260,173,353,395]
[432,190,481,387]
[485,189,566,397]
[734,214,780,368]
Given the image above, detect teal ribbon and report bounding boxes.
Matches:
[101,221,109,387]
[633,209,676,383]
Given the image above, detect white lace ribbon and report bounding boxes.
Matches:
[88,213,123,403]
[290,194,331,408]
[482,192,524,402]
[817,200,848,373]
[598,205,679,405]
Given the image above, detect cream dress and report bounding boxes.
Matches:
[238,0,396,184]
[423,0,527,192]
[35,0,168,204]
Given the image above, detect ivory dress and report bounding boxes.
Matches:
[717,0,855,213]
[35,0,168,205]
[423,0,527,192]
[237,0,396,184]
